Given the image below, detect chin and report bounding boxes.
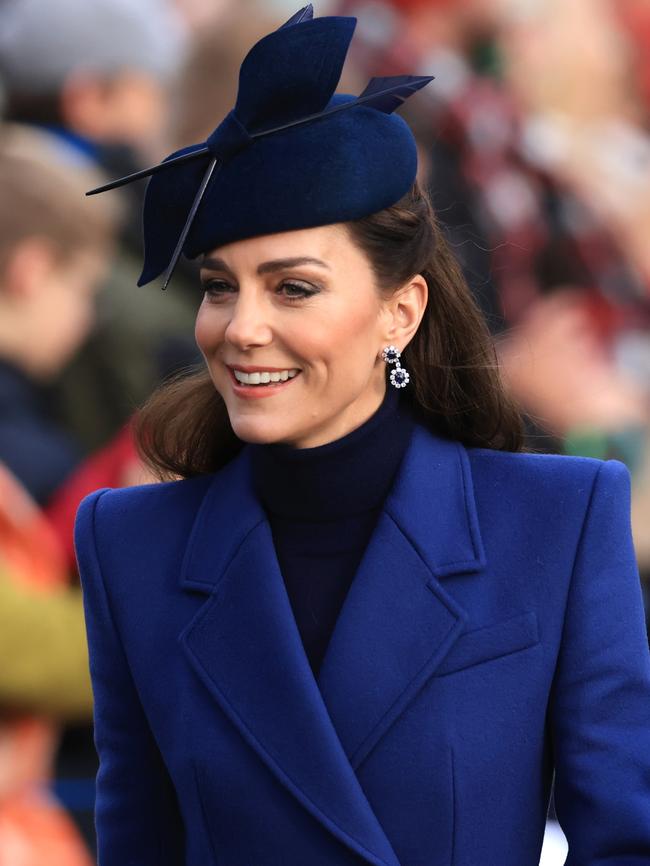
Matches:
[228,415,293,446]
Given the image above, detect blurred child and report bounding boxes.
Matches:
[0,123,117,506]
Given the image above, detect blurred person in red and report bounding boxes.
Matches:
[494,0,650,567]
[0,462,95,866]
[336,0,650,458]
[617,0,650,118]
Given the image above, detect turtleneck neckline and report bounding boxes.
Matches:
[249,386,416,522]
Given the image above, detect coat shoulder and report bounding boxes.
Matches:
[74,473,217,578]
[464,443,624,494]
[77,472,215,532]
[461,444,633,530]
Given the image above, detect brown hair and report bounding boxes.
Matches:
[0,123,119,274]
[134,180,525,480]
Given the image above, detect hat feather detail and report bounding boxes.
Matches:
[279,3,314,28]
[355,75,434,114]
[233,17,356,131]
[159,157,220,291]
[136,143,212,287]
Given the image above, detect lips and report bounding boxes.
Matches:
[226,364,300,374]
[226,365,301,396]
[236,371,295,385]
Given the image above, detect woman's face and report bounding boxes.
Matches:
[195,223,397,448]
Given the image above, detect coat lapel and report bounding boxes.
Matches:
[178,448,401,866]
[317,425,486,768]
[178,423,486,864]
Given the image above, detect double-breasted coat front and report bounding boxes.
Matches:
[74,423,650,866]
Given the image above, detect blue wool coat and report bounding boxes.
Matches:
[74,423,650,866]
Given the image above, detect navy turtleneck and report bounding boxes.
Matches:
[249,385,416,676]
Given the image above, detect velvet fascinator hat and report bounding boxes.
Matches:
[88,3,434,289]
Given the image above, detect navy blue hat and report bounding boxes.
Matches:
[87,4,434,289]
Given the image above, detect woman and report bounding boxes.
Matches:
[75,6,650,865]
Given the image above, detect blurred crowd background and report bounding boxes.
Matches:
[0,0,649,862]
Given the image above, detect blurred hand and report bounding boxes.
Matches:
[496,290,649,436]
[0,719,58,799]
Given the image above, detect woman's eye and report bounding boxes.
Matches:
[202,280,317,302]
[203,280,234,297]
[280,282,318,300]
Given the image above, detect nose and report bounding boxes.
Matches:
[223,290,273,351]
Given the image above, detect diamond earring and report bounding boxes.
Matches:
[381,344,410,389]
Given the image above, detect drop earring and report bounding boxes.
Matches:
[381,344,410,389]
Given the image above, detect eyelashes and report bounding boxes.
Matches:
[201,279,319,303]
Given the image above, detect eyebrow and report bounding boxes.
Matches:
[200,255,331,276]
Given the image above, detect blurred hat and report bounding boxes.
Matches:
[0,0,187,93]
[87,3,434,288]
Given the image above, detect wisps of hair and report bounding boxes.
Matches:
[344,182,525,453]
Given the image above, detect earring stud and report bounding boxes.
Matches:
[382,345,400,364]
[382,345,410,389]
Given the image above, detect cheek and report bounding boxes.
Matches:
[38,290,72,332]
[194,306,223,355]
[307,307,380,375]
[59,297,94,349]
[32,292,91,369]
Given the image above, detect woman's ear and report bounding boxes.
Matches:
[382,274,428,351]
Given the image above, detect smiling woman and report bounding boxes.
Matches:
[196,214,463,447]
[134,182,524,474]
[75,5,650,866]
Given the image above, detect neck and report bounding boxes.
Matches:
[281,385,387,449]
[249,386,416,521]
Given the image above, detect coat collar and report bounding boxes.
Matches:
[178,423,485,866]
